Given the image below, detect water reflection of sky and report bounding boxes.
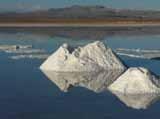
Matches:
[106,35,160,49]
[1,28,160,118]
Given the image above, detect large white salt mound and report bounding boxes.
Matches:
[40,41,126,72]
[108,67,160,94]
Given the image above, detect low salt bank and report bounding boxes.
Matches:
[0,45,32,51]
[40,41,126,72]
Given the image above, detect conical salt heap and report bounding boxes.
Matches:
[108,67,160,94]
[40,41,126,72]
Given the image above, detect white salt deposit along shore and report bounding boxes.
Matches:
[0,45,32,51]
[116,48,160,53]
[40,41,126,72]
[0,44,49,60]
[5,49,46,54]
[10,54,49,60]
[0,45,45,54]
[108,67,160,94]
[115,48,160,59]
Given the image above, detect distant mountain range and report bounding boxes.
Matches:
[0,5,160,22]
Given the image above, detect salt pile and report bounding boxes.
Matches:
[40,41,126,72]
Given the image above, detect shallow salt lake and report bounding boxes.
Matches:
[0,27,160,119]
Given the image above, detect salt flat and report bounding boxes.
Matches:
[1,23,160,27]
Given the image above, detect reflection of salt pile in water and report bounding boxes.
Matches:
[116,48,160,59]
[0,44,48,59]
[110,91,160,109]
[41,70,123,92]
[108,67,160,94]
[40,41,126,72]
[41,67,160,94]
[41,69,160,109]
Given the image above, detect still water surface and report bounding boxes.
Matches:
[0,27,160,119]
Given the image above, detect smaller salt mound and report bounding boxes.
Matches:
[108,67,160,94]
[40,41,126,72]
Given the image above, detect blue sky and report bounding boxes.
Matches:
[0,0,160,11]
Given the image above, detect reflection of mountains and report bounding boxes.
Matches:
[41,70,123,93]
[111,91,160,109]
[41,70,160,109]
[1,27,160,40]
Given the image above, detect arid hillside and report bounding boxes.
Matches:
[0,6,160,24]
